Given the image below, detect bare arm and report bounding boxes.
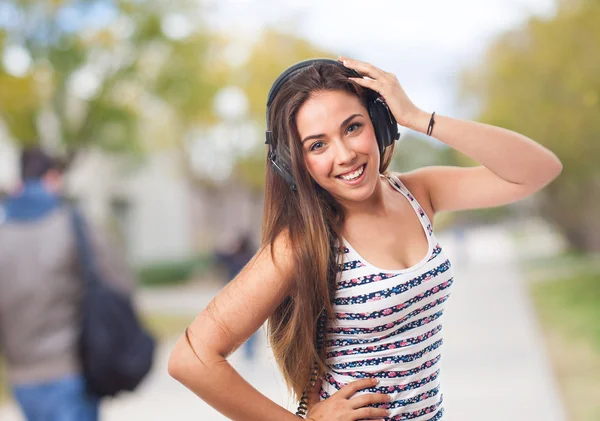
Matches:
[404,112,562,214]
[168,232,299,421]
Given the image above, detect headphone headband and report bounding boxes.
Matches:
[266,59,358,109]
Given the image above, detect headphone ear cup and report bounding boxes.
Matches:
[368,98,399,153]
[268,148,297,192]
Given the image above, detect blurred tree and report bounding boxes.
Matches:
[0,0,222,161]
[228,29,334,192]
[460,0,600,252]
[391,134,458,173]
[236,29,333,124]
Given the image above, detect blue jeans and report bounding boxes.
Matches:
[243,331,259,360]
[12,374,100,421]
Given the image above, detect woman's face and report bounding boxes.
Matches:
[296,89,381,204]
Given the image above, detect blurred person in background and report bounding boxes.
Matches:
[214,232,260,360]
[214,232,257,286]
[168,58,562,421]
[0,147,135,421]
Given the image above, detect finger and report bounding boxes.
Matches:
[340,57,386,80]
[353,406,391,420]
[348,76,378,91]
[349,392,391,409]
[334,378,378,400]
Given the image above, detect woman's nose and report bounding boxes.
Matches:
[334,139,357,165]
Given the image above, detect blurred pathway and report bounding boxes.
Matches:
[0,225,568,421]
[439,226,567,420]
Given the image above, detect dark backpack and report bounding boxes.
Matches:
[71,208,155,397]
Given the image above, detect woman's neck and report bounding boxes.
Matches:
[339,174,394,219]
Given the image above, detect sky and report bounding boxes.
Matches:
[205,0,557,118]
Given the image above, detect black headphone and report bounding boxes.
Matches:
[265,58,400,192]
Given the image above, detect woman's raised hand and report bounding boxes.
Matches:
[339,56,425,130]
[305,377,391,421]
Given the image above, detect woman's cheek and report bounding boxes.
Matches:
[306,157,332,182]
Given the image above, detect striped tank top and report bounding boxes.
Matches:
[320,174,454,421]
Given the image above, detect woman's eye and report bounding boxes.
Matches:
[309,141,324,152]
[347,122,363,134]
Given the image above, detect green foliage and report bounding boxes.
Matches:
[0,0,221,158]
[1,6,333,191]
[461,1,600,251]
[236,29,333,124]
[137,255,212,287]
[0,71,39,145]
[529,260,600,421]
[531,270,600,351]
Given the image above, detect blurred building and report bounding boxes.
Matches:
[0,132,262,265]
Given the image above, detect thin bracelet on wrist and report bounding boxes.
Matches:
[426,111,436,136]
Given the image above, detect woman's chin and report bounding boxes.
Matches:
[329,173,379,203]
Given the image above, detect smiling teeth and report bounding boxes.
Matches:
[340,165,364,181]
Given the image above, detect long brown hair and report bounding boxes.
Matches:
[262,61,396,400]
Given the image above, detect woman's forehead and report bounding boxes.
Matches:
[296,91,365,136]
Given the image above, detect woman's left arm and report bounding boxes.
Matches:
[341,56,563,214]
[404,111,563,213]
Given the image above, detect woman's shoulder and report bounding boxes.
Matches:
[258,228,296,286]
[389,170,435,223]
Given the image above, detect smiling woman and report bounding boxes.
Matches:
[167,58,562,421]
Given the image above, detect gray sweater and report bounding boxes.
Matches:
[0,206,135,385]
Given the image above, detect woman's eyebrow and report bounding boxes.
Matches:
[301,113,363,144]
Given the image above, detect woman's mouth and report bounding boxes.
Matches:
[336,164,366,185]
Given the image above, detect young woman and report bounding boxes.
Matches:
[168,57,562,421]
